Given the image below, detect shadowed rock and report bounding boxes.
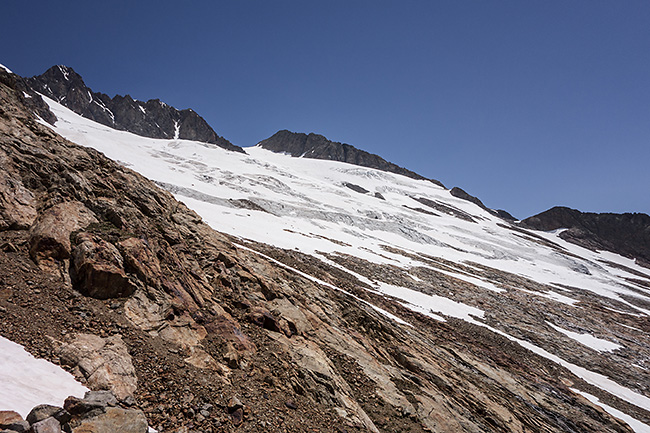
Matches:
[521,206,650,267]
[70,232,136,299]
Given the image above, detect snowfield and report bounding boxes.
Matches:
[40,95,650,431]
[0,336,87,417]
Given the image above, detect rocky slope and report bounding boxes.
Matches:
[522,207,650,268]
[2,67,647,432]
[26,65,243,153]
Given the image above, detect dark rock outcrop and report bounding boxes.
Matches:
[521,206,650,266]
[258,129,445,187]
[0,68,56,124]
[450,186,516,220]
[26,65,244,153]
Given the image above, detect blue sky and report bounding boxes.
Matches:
[2,1,649,218]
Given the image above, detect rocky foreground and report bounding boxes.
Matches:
[0,68,644,432]
[0,391,147,433]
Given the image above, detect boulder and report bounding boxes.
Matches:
[68,407,147,433]
[26,405,70,426]
[28,202,97,263]
[0,153,37,230]
[82,391,118,409]
[57,334,137,402]
[70,233,136,299]
[0,411,29,432]
[118,238,162,288]
[247,306,281,333]
[29,417,61,433]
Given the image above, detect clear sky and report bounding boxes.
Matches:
[2,1,649,218]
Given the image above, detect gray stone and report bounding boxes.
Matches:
[29,417,61,433]
[26,405,68,426]
[69,407,147,433]
[82,391,118,408]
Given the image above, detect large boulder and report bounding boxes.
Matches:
[26,405,70,426]
[0,151,37,230]
[57,334,137,403]
[0,411,29,432]
[70,232,136,299]
[28,202,97,264]
[29,417,61,433]
[62,391,147,433]
[69,407,147,433]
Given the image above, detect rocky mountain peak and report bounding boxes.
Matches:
[450,186,516,220]
[521,206,650,267]
[26,65,244,153]
[258,129,445,187]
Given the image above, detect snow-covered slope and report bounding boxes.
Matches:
[42,96,650,431]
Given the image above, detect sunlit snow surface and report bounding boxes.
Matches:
[0,336,88,417]
[572,389,650,433]
[42,96,650,430]
[548,322,623,352]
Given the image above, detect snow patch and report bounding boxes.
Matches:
[0,336,88,417]
[479,323,650,415]
[548,322,623,352]
[571,389,650,433]
[57,65,69,80]
[0,63,13,74]
[376,281,484,322]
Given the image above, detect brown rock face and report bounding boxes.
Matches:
[0,151,37,230]
[57,334,137,403]
[70,232,136,299]
[28,202,97,264]
[0,411,29,432]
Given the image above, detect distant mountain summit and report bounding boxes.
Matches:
[27,65,243,153]
[257,129,445,187]
[522,206,650,267]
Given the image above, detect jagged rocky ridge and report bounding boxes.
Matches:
[2,68,647,432]
[258,129,445,187]
[450,186,516,221]
[522,207,650,268]
[26,65,243,153]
